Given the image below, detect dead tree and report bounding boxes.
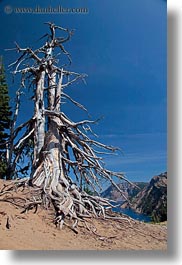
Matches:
[0,23,133,230]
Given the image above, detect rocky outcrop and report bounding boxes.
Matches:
[122,172,167,222]
[101,182,147,202]
[102,172,167,222]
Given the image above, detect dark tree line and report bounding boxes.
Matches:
[0,56,12,179]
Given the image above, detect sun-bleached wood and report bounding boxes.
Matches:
[1,23,134,231]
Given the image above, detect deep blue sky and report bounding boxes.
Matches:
[0,0,167,182]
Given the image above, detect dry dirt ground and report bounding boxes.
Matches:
[0,180,167,250]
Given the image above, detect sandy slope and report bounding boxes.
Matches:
[0,180,167,250]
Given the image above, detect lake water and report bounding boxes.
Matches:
[112,203,151,223]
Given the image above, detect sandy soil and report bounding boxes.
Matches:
[0,180,167,250]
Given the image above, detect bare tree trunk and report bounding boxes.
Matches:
[2,23,134,231]
[33,71,45,167]
[32,69,72,215]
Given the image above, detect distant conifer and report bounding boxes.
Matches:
[0,56,12,179]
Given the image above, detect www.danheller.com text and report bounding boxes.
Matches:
[4,5,89,15]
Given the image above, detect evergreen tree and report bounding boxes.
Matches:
[0,56,12,179]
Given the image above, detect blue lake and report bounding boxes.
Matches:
[112,203,151,223]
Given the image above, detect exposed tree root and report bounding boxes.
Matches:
[0,179,166,244]
[0,178,125,232]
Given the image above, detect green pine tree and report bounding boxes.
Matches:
[0,56,12,179]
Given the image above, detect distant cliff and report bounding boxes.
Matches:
[102,172,167,222]
[101,181,147,202]
[125,172,167,222]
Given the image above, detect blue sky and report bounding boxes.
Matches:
[0,0,167,182]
